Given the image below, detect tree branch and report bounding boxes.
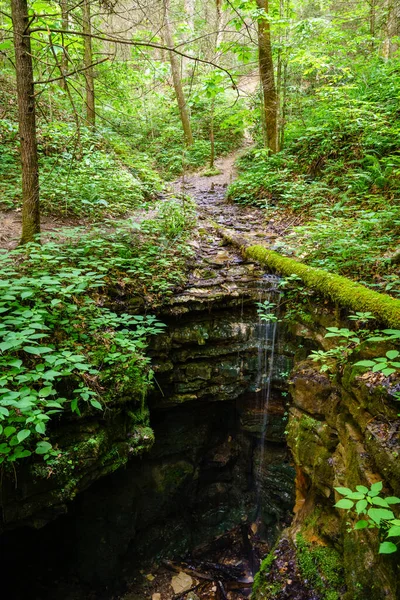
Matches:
[29,27,238,90]
[34,56,109,84]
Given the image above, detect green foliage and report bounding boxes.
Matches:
[309,321,400,375]
[335,482,400,555]
[229,61,400,287]
[256,300,279,322]
[0,200,194,465]
[0,124,163,216]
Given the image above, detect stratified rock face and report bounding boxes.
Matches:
[282,343,400,599]
[0,300,296,593]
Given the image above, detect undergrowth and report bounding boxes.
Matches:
[228,60,400,290]
[0,197,195,465]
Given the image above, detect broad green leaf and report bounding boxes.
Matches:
[4,426,16,438]
[379,542,397,554]
[370,481,383,493]
[371,497,389,507]
[35,441,52,455]
[23,346,53,354]
[386,350,399,360]
[354,360,375,368]
[356,485,369,494]
[354,520,368,530]
[90,399,102,410]
[17,429,31,443]
[334,487,352,496]
[368,508,394,524]
[347,492,365,500]
[35,422,46,435]
[356,499,368,514]
[386,497,400,505]
[387,526,400,538]
[335,499,354,509]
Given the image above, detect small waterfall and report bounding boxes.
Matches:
[254,276,280,514]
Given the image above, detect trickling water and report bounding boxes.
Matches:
[254,276,280,512]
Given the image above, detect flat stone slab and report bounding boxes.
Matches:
[171,571,193,594]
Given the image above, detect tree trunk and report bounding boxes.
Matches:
[59,0,69,90]
[215,0,223,49]
[163,0,194,146]
[383,0,400,59]
[369,0,376,49]
[210,99,215,168]
[11,0,40,244]
[83,0,95,126]
[256,0,278,154]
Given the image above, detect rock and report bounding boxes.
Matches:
[171,571,193,594]
[152,594,161,600]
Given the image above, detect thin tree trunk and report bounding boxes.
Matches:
[383,0,400,58]
[181,0,195,75]
[256,0,278,154]
[210,99,215,168]
[369,0,376,49]
[83,0,95,126]
[163,0,193,146]
[11,0,40,244]
[215,0,223,49]
[60,0,68,89]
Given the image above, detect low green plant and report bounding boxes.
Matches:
[0,201,194,465]
[256,300,279,322]
[335,481,400,554]
[354,350,400,377]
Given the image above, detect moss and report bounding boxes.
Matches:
[219,229,400,328]
[296,534,344,599]
[252,549,277,597]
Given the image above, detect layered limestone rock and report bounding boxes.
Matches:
[253,311,400,600]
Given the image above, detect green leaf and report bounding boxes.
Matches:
[35,422,46,434]
[347,492,365,500]
[356,499,368,514]
[386,350,399,360]
[334,487,352,496]
[370,481,383,494]
[356,485,369,494]
[35,441,52,455]
[354,520,369,530]
[387,526,400,538]
[23,346,53,354]
[354,360,375,368]
[335,499,354,509]
[89,399,102,410]
[382,368,396,376]
[368,508,395,525]
[371,497,389,507]
[379,542,397,554]
[17,429,31,443]
[386,497,400,505]
[4,426,16,438]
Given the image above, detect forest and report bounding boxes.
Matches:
[1,0,400,599]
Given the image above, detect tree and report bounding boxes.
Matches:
[11,0,41,244]
[83,0,95,126]
[163,0,194,146]
[256,0,279,154]
[383,0,400,58]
